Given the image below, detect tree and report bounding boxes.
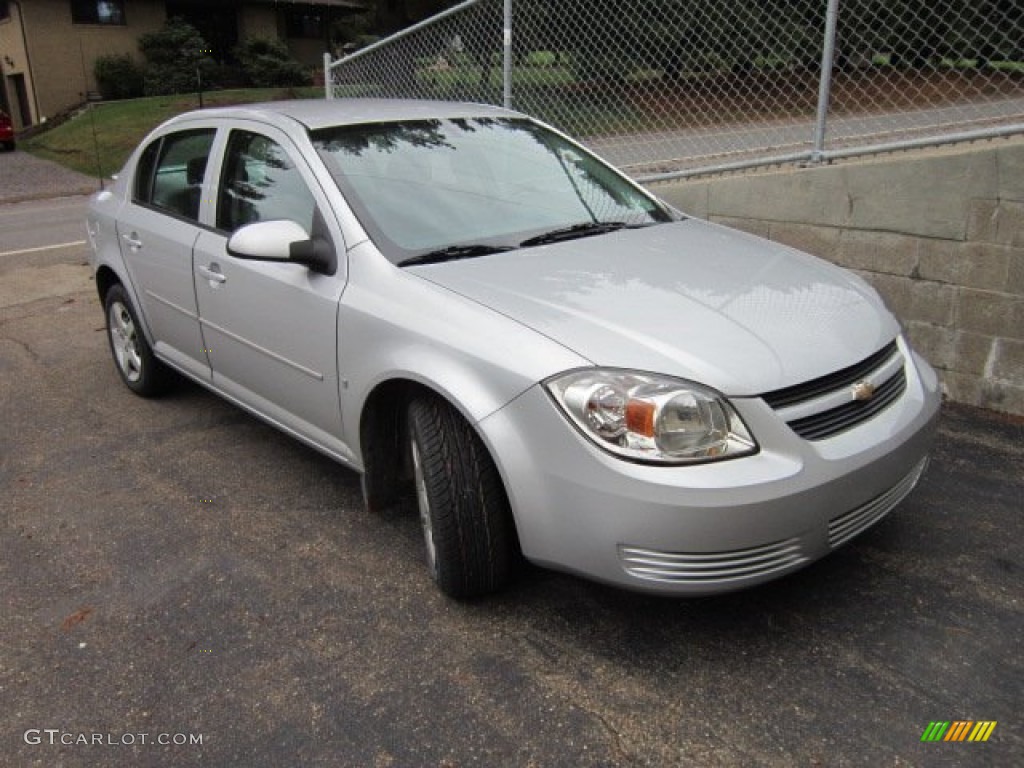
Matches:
[138,18,215,96]
[235,39,310,88]
[331,7,378,53]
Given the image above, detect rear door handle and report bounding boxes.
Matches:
[198,264,227,284]
[122,232,143,250]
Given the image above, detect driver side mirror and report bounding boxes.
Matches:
[226,219,336,275]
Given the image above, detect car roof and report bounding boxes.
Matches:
[163,98,521,131]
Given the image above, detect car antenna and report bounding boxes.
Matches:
[78,38,104,191]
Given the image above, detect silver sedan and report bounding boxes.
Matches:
[87,99,940,598]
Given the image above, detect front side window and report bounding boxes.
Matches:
[134,128,215,221]
[217,131,316,234]
[313,117,671,262]
[71,0,126,25]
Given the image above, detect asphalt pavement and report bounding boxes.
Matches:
[0,150,99,205]
[0,195,1021,767]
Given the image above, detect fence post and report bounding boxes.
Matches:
[324,52,333,100]
[812,0,841,162]
[502,0,513,108]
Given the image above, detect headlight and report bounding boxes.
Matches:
[545,370,757,464]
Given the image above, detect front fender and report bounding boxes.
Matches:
[338,242,589,460]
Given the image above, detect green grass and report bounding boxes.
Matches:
[23,87,322,178]
[992,60,1024,72]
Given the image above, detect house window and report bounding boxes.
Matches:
[284,8,324,39]
[0,1,10,22]
[71,0,126,25]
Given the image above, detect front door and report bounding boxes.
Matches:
[192,126,347,450]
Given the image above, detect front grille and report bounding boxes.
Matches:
[762,341,898,409]
[787,369,907,440]
[828,458,928,548]
[761,340,906,441]
[619,538,807,584]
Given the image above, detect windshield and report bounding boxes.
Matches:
[312,117,673,263]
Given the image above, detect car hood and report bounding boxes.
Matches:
[410,219,899,396]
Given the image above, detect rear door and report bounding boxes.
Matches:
[192,123,348,451]
[117,126,217,381]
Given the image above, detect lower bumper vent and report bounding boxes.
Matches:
[619,538,807,585]
[828,458,929,548]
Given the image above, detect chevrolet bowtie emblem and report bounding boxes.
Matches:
[851,380,876,402]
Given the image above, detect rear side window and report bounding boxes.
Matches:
[134,129,215,222]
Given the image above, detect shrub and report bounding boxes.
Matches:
[138,18,216,96]
[93,54,144,100]
[236,38,310,88]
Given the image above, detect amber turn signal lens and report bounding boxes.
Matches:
[625,399,656,437]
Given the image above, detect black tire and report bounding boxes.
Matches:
[408,395,516,598]
[103,283,172,396]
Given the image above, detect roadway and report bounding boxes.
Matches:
[587,96,1024,175]
[0,195,90,269]
[0,196,93,310]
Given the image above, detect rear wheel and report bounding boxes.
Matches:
[408,395,516,598]
[104,284,171,396]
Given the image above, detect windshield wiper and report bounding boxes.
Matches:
[519,221,631,248]
[398,244,515,267]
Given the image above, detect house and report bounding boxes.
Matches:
[0,0,367,130]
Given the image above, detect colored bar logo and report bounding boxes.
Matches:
[921,721,997,742]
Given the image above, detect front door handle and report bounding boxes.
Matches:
[198,264,227,284]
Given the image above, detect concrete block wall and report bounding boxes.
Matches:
[654,138,1024,416]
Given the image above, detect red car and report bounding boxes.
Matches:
[0,110,15,151]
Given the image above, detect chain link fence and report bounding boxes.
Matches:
[326,0,1024,180]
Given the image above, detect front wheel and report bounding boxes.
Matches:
[104,284,171,396]
[408,396,517,598]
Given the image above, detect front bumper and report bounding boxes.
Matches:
[478,345,941,595]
